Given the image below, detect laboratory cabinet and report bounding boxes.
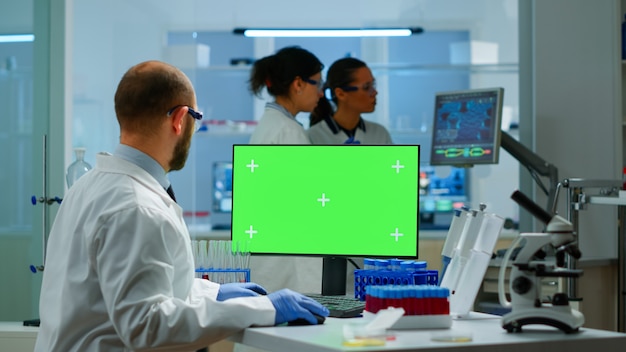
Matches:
[517,0,624,332]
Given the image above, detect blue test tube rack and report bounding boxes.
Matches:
[354,265,438,301]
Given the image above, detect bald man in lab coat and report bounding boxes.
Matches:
[35,60,327,352]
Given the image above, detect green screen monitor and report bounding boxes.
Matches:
[231,145,420,295]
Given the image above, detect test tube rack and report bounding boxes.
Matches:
[364,285,450,315]
[354,269,439,301]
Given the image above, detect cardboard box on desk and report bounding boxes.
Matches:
[450,41,499,65]
[163,44,210,69]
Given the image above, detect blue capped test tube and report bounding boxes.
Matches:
[390,258,403,271]
[374,259,390,271]
[364,258,376,270]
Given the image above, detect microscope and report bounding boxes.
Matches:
[499,190,584,333]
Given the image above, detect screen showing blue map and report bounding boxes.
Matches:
[430,88,504,166]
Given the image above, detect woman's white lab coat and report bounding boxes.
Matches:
[35,153,275,352]
[249,105,311,144]
[245,105,325,295]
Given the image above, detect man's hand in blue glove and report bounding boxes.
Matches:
[216,282,268,301]
[267,289,330,325]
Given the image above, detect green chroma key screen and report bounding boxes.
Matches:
[231,145,420,258]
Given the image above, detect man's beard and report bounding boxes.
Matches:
[169,119,193,171]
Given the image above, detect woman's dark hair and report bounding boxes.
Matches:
[310,57,367,126]
[249,46,323,98]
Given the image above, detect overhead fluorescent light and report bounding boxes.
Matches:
[233,27,423,38]
[0,34,35,43]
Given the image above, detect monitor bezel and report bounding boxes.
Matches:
[230,144,420,259]
[429,87,504,167]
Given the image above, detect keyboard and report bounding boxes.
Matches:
[305,293,365,318]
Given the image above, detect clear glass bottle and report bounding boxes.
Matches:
[66,147,92,188]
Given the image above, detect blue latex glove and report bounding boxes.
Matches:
[216,282,268,301]
[267,289,330,325]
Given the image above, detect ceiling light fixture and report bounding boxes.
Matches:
[0,34,35,43]
[233,27,423,38]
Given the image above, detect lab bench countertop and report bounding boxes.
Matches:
[230,312,626,352]
[3,313,626,352]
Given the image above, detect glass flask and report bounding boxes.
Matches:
[66,147,92,188]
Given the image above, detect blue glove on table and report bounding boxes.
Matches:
[267,289,330,325]
[217,282,268,301]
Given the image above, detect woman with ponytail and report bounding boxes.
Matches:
[248,46,324,144]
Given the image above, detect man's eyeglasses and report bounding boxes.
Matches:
[303,77,325,93]
[340,81,377,95]
[167,105,204,132]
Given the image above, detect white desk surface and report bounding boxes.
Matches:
[4,315,626,352]
[230,313,626,352]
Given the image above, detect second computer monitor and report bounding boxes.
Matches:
[430,87,504,167]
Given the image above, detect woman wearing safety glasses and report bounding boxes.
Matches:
[248,46,324,144]
[242,46,327,304]
[308,57,392,145]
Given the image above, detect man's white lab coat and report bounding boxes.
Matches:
[35,153,275,352]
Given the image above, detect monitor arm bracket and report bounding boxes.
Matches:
[500,131,559,213]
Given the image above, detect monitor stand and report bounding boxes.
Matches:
[321,257,347,296]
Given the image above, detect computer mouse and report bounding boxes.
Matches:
[287,314,326,326]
